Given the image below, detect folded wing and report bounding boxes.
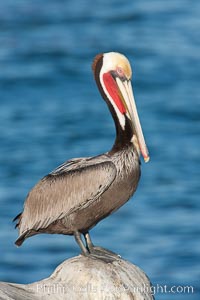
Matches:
[17,157,116,238]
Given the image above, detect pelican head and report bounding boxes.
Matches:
[92,52,149,163]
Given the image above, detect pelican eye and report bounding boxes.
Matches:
[116,67,124,77]
[110,68,126,82]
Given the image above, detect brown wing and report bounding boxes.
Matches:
[17,157,116,238]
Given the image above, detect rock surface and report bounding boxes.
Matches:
[0,249,154,300]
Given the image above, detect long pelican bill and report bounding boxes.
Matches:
[115,77,150,163]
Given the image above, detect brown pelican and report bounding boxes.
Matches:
[14,52,149,255]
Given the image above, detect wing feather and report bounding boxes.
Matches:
[18,158,116,235]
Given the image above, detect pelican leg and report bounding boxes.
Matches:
[84,232,120,262]
[74,231,89,255]
[84,232,94,252]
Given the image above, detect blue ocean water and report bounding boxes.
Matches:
[0,0,199,299]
